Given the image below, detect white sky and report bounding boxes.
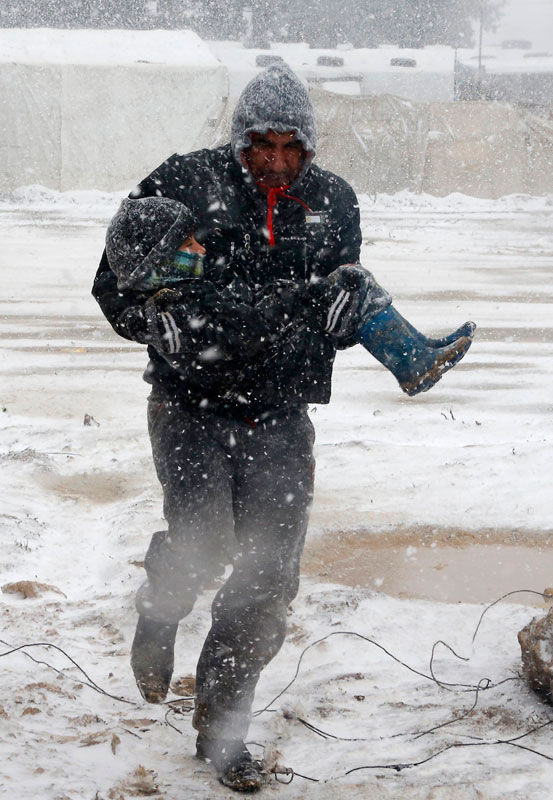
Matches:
[485,0,553,51]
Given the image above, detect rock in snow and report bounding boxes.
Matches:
[519,606,553,701]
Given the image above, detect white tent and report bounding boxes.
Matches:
[208,41,455,102]
[210,89,553,198]
[0,29,228,192]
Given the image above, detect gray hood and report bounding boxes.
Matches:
[231,63,317,185]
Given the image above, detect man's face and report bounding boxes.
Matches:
[242,130,306,189]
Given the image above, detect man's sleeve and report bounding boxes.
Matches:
[149,285,277,362]
[91,152,194,343]
[92,253,285,362]
[314,180,391,350]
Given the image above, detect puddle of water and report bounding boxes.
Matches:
[303,530,553,606]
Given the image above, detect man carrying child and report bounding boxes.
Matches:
[93,63,473,792]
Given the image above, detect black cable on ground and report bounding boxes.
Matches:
[0,638,137,705]
[255,588,550,718]
[2,587,552,785]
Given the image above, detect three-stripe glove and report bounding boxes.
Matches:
[143,284,219,355]
[306,264,391,339]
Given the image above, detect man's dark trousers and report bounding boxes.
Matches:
[136,391,315,740]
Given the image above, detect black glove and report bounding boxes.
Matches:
[254,274,363,337]
[307,264,391,339]
[304,271,362,337]
[144,283,218,354]
[254,267,387,340]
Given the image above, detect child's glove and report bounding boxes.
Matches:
[149,287,184,308]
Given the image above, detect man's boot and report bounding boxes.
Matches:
[130,615,178,703]
[196,734,268,793]
[358,306,475,396]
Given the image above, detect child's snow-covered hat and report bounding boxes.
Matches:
[106,197,197,291]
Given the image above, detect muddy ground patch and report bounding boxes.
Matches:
[303,526,553,606]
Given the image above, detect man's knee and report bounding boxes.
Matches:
[212,563,299,628]
[137,528,229,623]
[135,578,194,623]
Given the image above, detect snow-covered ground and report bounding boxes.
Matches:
[1,187,553,798]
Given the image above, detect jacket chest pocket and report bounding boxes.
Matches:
[242,233,308,285]
[269,235,308,281]
[304,212,332,253]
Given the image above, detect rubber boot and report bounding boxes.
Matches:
[358,306,475,396]
[413,320,476,349]
[130,615,178,703]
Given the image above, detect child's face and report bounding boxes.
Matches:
[179,235,206,255]
[136,233,206,290]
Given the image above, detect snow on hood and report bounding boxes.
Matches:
[230,63,317,185]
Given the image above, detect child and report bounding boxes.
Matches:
[105,197,278,380]
[105,196,475,398]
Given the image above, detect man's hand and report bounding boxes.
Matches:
[143,284,218,355]
[255,266,391,342]
[305,265,366,338]
[147,300,199,355]
[307,264,391,339]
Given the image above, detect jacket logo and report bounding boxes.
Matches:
[305,212,328,225]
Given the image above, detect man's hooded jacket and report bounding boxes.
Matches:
[92,64,362,417]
